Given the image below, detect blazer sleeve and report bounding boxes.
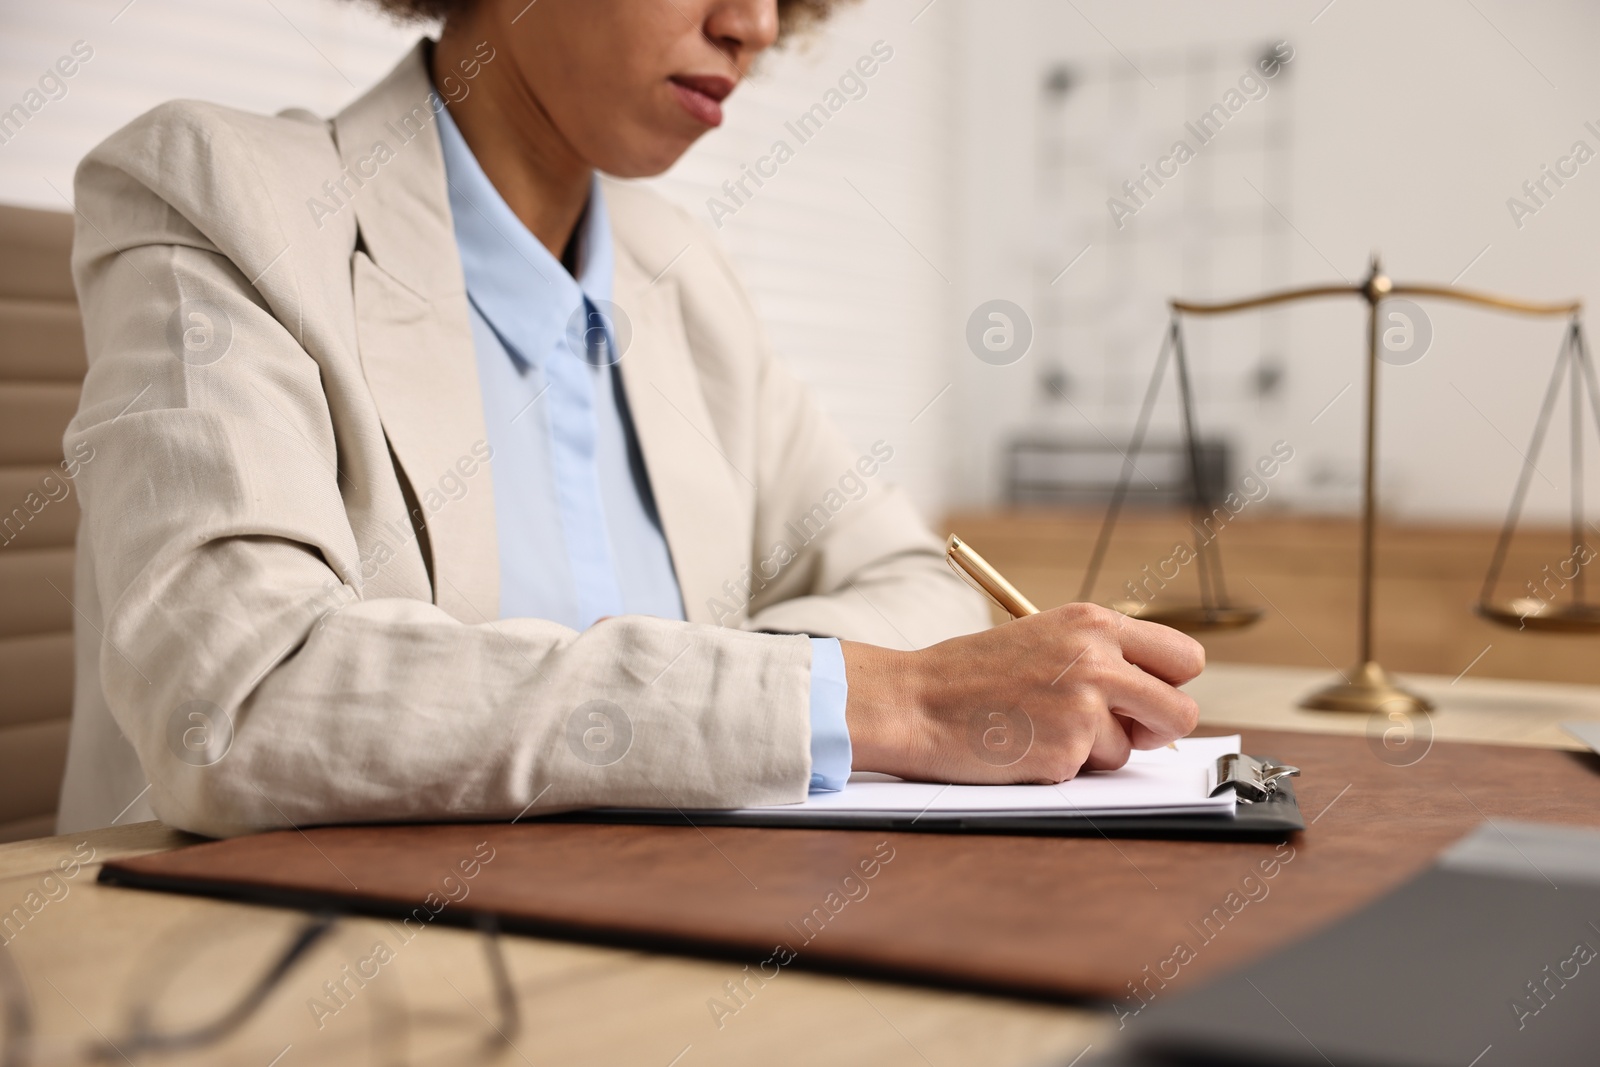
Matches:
[65,104,813,837]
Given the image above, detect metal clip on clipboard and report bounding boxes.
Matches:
[1211,754,1301,804]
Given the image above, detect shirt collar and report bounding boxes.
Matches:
[435,101,615,370]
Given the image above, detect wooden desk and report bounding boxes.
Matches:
[1189,661,1600,751]
[946,509,1600,685]
[4,664,1596,1067]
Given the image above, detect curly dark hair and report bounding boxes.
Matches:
[357,0,849,39]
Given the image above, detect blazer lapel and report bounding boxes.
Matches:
[613,248,751,625]
[335,43,499,624]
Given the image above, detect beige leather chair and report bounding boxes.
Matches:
[0,204,83,842]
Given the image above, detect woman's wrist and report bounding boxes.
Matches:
[839,639,928,776]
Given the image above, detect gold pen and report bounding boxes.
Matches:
[945,534,1039,618]
[944,534,1179,750]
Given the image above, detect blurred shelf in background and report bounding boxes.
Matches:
[1005,435,1230,508]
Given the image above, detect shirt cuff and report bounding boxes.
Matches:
[807,637,852,792]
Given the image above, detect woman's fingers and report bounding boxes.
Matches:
[1100,659,1200,748]
[1082,709,1135,772]
[1113,613,1206,686]
[1036,664,1191,778]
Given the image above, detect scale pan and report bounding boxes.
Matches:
[1108,601,1264,633]
[1475,600,1600,634]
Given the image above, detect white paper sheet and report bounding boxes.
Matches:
[719,734,1241,821]
[1564,721,1600,754]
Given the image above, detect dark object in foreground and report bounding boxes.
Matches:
[1097,820,1600,1067]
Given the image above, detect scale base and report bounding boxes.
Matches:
[1300,661,1434,715]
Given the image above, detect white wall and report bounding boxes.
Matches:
[0,0,421,199]
[9,0,1600,525]
[950,0,1600,524]
[0,0,960,517]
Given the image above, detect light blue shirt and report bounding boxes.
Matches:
[436,105,851,791]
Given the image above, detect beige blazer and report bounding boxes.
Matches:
[56,43,988,837]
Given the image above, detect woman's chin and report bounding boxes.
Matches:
[599,140,701,180]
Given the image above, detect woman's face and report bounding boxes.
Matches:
[482,0,781,177]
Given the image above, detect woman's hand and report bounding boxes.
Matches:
[840,603,1205,784]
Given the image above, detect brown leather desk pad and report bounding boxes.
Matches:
[100,728,1600,1003]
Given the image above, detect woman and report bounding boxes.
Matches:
[57,0,1203,837]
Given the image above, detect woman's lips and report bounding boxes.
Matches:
[669,74,734,127]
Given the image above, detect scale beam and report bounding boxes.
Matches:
[1388,284,1580,318]
[1170,280,1581,319]
[1171,283,1359,315]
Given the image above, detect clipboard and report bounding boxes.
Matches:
[561,751,1304,842]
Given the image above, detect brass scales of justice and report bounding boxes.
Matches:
[1077,256,1598,716]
